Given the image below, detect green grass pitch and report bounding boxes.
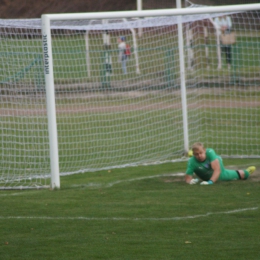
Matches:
[0,160,260,259]
[0,29,260,259]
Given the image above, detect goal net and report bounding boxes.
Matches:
[1,4,260,189]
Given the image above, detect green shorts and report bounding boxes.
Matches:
[216,157,240,181]
[219,169,240,181]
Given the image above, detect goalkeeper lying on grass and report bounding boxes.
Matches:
[185,142,256,185]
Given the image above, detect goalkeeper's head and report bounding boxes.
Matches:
[191,142,206,162]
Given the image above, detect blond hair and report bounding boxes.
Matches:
[191,142,205,151]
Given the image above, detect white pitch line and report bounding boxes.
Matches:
[0,191,39,197]
[0,207,258,221]
[71,173,185,189]
[0,193,21,197]
[0,173,184,196]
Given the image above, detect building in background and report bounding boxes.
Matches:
[0,0,259,18]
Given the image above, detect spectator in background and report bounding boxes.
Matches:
[118,36,127,74]
[214,15,233,70]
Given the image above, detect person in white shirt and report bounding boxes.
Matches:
[118,36,127,74]
[214,15,233,69]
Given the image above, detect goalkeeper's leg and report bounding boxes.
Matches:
[219,167,256,181]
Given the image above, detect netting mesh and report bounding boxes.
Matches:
[0,6,260,189]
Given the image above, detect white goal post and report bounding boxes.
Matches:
[0,3,260,189]
[42,4,260,189]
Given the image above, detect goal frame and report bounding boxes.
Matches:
[41,3,260,189]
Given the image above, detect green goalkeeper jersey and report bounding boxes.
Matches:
[186,148,224,181]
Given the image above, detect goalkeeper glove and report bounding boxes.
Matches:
[200,180,214,185]
[189,178,199,185]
